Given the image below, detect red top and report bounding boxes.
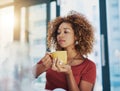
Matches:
[38,58,96,90]
[45,58,96,90]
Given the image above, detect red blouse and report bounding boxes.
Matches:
[45,58,96,90]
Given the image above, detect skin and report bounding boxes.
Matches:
[34,22,94,91]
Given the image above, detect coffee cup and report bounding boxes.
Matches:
[51,51,67,64]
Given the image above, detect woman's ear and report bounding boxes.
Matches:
[74,36,77,41]
[74,36,79,45]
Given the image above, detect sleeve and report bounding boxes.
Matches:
[81,62,96,84]
[37,60,42,64]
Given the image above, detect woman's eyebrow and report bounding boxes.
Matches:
[63,27,70,30]
[58,27,71,30]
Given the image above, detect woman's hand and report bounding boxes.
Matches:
[52,58,72,75]
[41,53,53,71]
[34,53,52,78]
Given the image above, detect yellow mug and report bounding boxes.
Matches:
[51,51,67,64]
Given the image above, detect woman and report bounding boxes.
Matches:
[34,10,96,91]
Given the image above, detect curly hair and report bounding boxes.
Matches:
[47,10,95,56]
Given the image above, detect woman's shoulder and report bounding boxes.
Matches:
[84,58,96,68]
[72,58,96,68]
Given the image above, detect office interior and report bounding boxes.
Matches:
[0,0,120,91]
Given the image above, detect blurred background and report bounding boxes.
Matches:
[0,0,120,91]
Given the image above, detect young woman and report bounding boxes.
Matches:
[34,10,96,91]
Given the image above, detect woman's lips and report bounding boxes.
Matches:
[58,40,65,44]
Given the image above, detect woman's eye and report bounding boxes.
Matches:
[64,31,68,33]
[64,30,69,33]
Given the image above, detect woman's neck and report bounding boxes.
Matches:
[66,48,78,60]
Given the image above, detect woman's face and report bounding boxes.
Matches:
[57,22,76,49]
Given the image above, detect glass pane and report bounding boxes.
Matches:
[28,4,47,63]
[106,0,120,91]
[50,1,56,20]
[60,0,102,91]
[28,4,47,89]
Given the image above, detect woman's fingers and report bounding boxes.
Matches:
[56,59,62,71]
[51,58,71,73]
[56,59,67,72]
[52,58,58,71]
[41,54,52,70]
